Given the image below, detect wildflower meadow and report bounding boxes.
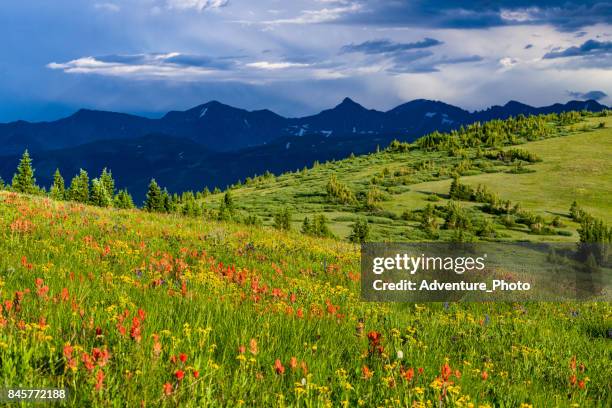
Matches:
[0,191,610,406]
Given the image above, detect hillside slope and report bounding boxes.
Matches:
[203,114,611,242]
[0,191,610,406]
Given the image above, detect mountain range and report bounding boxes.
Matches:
[0,98,607,201]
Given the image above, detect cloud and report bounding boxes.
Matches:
[329,1,612,31]
[47,53,320,82]
[47,53,236,79]
[94,3,120,12]
[543,39,612,59]
[390,54,483,74]
[261,3,361,25]
[165,0,229,12]
[338,36,479,74]
[567,90,608,101]
[341,38,443,54]
[499,57,519,69]
[246,61,310,70]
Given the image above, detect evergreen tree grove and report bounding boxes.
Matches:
[114,189,135,209]
[68,169,90,203]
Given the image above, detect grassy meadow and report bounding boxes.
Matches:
[0,191,611,406]
[205,115,611,242]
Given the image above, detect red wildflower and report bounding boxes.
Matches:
[83,353,95,371]
[401,367,414,382]
[274,359,285,375]
[61,288,70,302]
[95,369,105,391]
[238,345,246,354]
[63,344,74,359]
[569,374,577,386]
[179,353,187,363]
[289,357,298,370]
[481,371,489,381]
[578,380,586,390]
[441,363,452,381]
[367,331,384,355]
[175,369,185,381]
[130,317,142,342]
[193,370,200,379]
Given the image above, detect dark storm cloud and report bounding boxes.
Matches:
[389,54,483,74]
[543,39,612,58]
[567,90,608,100]
[341,38,443,55]
[332,1,612,32]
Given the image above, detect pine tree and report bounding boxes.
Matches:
[50,169,65,200]
[0,176,5,190]
[90,178,111,207]
[274,207,292,231]
[12,150,37,194]
[100,168,115,197]
[144,179,164,212]
[223,191,235,214]
[301,217,312,234]
[443,201,472,231]
[420,204,439,236]
[162,188,173,213]
[313,214,333,238]
[68,169,90,203]
[114,189,135,209]
[569,201,583,222]
[349,218,369,243]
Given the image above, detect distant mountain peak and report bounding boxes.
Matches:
[504,100,530,108]
[333,97,366,111]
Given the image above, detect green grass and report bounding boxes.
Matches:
[206,115,612,242]
[0,192,610,407]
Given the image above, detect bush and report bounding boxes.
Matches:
[349,219,370,243]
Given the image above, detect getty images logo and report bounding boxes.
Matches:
[372,253,488,275]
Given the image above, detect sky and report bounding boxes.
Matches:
[1,0,611,122]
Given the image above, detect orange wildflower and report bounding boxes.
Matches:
[249,338,258,355]
[362,365,373,380]
[274,359,285,375]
